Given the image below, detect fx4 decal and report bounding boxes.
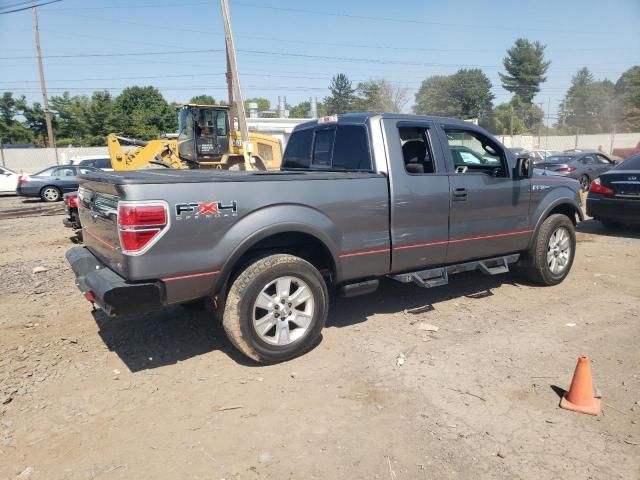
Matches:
[175,201,238,219]
[532,184,551,191]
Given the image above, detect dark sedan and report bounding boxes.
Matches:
[16,165,99,202]
[539,151,616,191]
[587,154,640,227]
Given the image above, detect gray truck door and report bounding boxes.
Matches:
[383,120,450,273]
[438,125,531,264]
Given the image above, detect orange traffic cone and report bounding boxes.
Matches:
[560,355,601,416]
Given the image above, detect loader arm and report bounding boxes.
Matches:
[107,133,187,171]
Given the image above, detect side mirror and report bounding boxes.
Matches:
[515,156,533,178]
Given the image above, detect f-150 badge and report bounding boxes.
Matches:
[175,201,238,219]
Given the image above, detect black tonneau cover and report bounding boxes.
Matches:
[78,169,384,185]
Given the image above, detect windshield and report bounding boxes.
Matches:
[545,156,572,163]
[616,155,640,170]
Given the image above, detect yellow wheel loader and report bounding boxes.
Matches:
[107,104,282,171]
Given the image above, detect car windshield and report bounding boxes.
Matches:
[545,156,572,163]
[616,155,640,170]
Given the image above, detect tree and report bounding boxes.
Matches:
[23,101,48,144]
[49,92,90,145]
[413,69,494,119]
[561,68,616,133]
[190,95,216,105]
[614,66,640,132]
[325,74,355,114]
[488,97,544,135]
[244,97,270,111]
[499,38,551,104]
[0,92,34,144]
[112,86,176,139]
[288,100,326,118]
[85,91,115,145]
[355,79,408,112]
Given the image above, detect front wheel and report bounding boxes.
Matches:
[222,254,329,363]
[522,214,576,286]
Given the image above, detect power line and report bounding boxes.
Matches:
[0,0,61,14]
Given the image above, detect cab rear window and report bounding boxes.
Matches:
[283,125,371,171]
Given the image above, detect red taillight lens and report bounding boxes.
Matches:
[118,204,166,227]
[67,195,78,208]
[555,166,576,173]
[589,181,614,197]
[119,229,161,251]
[117,202,167,254]
[18,176,28,185]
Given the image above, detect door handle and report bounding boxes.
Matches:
[452,187,467,201]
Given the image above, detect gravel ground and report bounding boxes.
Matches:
[0,194,638,480]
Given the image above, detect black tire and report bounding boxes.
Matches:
[40,186,61,202]
[222,254,329,363]
[600,219,624,229]
[522,214,576,286]
[578,175,590,192]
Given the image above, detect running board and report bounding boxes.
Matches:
[390,254,520,288]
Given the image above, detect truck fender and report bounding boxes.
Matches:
[216,204,343,287]
[528,196,584,250]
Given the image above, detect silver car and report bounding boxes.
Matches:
[539,151,617,191]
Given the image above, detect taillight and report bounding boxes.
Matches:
[67,195,78,208]
[555,166,576,173]
[18,176,28,185]
[117,202,168,254]
[588,178,614,197]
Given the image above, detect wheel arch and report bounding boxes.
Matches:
[528,198,583,250]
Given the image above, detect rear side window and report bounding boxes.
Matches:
[283,125,371,171]
[283,128,313,168]
[97,158,111,169]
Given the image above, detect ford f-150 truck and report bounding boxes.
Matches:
[66,113,583,363]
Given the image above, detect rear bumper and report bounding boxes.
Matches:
[586,196,640,224]
[16,185,40,197]
[66,246,165,316]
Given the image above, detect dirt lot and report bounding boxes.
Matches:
[0,193,638,480]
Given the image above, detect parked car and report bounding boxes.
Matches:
[17,165,99,202]
[449,145,500,166]
[76,156,113,171]
[63,191,82,239]
[0,166,20,194]
[508,147,530,157]
[587,153,640,228]
[539,151,616,191]
[66,113,583,363]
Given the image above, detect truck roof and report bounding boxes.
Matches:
[294,112,476,130]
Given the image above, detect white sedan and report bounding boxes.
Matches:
[0,166,20,194]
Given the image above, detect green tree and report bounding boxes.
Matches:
[413,69,494,119]
[355,79,408,112]
[85,91,115,145]
[49,92,91,145]
[113,86,176,139]
[488,97,544,135]
[288,100,326,118]
[23,101,49,144]
[244,97,270,111]
[190,95,216,105]
[0,92,34,144]
[614,66,640,132]
[325,74,355,114]
[499,38,551,104]
[561,68,616,134]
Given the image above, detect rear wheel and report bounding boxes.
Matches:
[522,214,576,286]
[222,254,328,363]
[41,186,61,202]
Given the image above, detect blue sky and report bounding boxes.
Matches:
[1,0,639,121]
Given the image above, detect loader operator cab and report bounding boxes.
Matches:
[177,104,230,165]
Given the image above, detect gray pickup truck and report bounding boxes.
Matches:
[66,113,583,363]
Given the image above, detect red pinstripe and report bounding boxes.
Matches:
[162,271,220,282]
[84,228,116,251]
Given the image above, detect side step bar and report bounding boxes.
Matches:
[390,254,520,289]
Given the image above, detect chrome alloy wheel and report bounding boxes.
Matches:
[252,276,315,346]
[43,187,60,201]
[547,227,571,275]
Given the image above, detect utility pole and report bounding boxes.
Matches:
[225,44,233,110]
[220,0,252,170]
[546,97,551,149]
[32,5,55,150]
